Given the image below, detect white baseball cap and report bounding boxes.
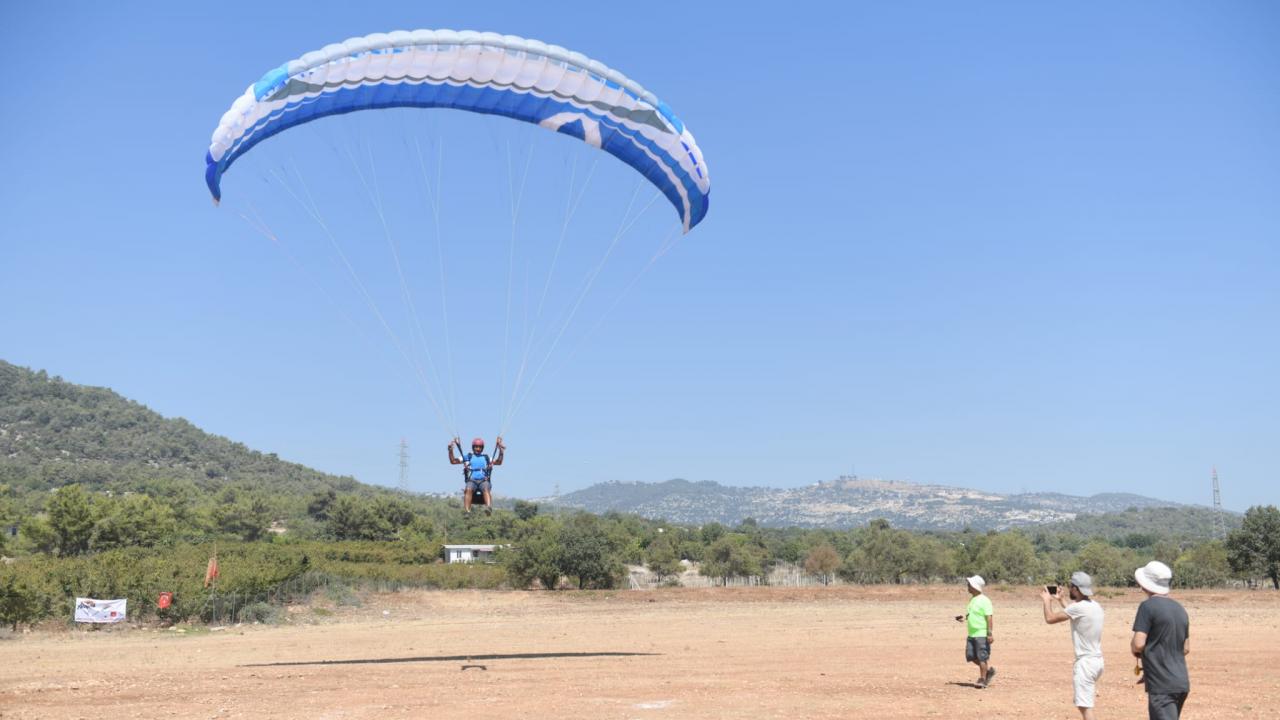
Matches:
[966,575,986,592]
[1135,561,1173,595]
[1070,571,1095,597]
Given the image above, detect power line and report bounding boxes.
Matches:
[1211,466,1226,540]
[399,438,409,491]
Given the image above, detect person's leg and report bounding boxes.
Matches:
[1148,693,1183,720]
[964,637,987,686]
[1074,658,1099,719]
[965,638,980,684]
[967,638,989,686]
[463,482,475,512]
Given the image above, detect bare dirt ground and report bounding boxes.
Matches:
[2,585,1278,719]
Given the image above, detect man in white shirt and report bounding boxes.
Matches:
[1042,571,1105,720]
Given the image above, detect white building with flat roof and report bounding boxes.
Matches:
[443,544,500,564]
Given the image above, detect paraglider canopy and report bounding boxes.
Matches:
[206,28,711,447]
[206,29,710,232]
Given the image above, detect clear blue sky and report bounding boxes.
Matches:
[2,1,1277,510]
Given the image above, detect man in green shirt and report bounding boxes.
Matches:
[956,575,996,688]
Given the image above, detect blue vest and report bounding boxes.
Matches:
[464,453,491,482]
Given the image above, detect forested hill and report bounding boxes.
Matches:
[0,360,365,509]
[0,359,1234,540]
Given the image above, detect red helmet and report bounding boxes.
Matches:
[471,437,485,449]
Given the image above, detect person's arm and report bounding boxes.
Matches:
[448,438,463,465]
[493,436,505,466]
[1131,631,1148,658]
[1041,589,1070,624]
[987,614,994,643]
[1183,635,1191,656]
[1131,601,1151,658]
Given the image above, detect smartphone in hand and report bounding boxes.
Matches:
[1046,585,1058,596]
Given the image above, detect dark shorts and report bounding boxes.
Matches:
[465,479,491,494]
[1148,692,1188,720]
[965,637,990,663]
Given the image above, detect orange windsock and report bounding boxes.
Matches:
[204,554,219,589]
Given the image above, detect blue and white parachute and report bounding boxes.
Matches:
[206,29,710,231]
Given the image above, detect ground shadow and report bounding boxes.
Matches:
[242,651,659,668]
[945,681,984,689]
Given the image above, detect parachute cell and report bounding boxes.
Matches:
[205,29,710,231]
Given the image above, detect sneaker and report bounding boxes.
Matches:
[985,667,997,686]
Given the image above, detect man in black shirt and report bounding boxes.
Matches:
[1131,560,1191,720]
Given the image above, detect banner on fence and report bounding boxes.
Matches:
[74,598,127,624]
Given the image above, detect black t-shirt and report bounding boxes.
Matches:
[1133,596,1191,694]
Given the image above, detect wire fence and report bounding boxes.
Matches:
[195,572,450,625]
[198,571,328,625]
[627,563,843,590]
[62,560,1277,628]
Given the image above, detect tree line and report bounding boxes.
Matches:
[3,481,1277,630]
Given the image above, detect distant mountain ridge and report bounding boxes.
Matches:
[543,477,1205,531]
[0,359,1227,536]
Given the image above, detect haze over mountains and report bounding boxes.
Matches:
[542,477,1212,531]
[2,359,1227,535]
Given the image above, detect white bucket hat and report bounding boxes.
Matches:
[966,575,986,592]
[1070,571,1095,597]
[1135,561,1172,595]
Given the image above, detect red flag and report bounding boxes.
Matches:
[204,554,219,588]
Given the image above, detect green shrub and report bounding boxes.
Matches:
[323,583,361,607]
[0,564,56,630]
[1174,542,1231,588]
[239,601,281,624]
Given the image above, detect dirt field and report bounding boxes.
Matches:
[2,586,1278,719]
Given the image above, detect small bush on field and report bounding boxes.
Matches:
[324,583,361,607]
[0,566,54,631]
[239,601,281,624]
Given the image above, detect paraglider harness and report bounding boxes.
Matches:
[462,451,493,503]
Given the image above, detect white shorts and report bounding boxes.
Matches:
[1073,656,1105,708]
